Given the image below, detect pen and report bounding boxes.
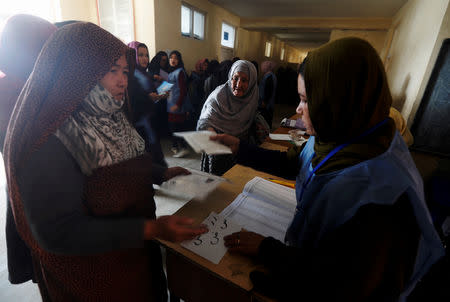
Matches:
[266,178,296,188]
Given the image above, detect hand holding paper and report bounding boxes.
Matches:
[173,131,233,155]
[181,212,242,264]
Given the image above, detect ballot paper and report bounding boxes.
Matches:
[159,168,227,200]
[156,80,173,95]
[173,131,233,155]
[221,177,297,242]
[181,212,242,264]
[269,133,292,141]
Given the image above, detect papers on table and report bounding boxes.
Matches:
[220,177,297,242]
[159,168,227,200]
[156,80,173,95]
[173,131,233,155]
[269,132,308,146]
[269,133,291,141]
[269,132,306,141]
[181,212,242,264]
[159,69,169,81]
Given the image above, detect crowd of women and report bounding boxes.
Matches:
[0,15,445,302]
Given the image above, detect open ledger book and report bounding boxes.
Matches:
[220,177,297,242]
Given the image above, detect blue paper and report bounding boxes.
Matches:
[157,81,174,95]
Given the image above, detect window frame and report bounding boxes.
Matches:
[181,2,206,41]
[220,21,236,49]
[97,0,135,43]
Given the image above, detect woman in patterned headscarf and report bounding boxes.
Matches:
[4,22,206,301]
[197,60,269,175]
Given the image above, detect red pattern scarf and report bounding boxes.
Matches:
[4,22,165,301]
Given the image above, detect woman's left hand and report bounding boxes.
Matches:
[170,104,179,112]
[224,231,265,256]
[163,167,191,181]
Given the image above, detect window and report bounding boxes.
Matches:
[0,0,61,25]
[280,48,285,61]
[221,22,235,48]
[98,0,134,43]
[181,4,205,40]
[265,42,272,57]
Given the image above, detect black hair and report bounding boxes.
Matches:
[168,50,184,72]
[149,51,168,73]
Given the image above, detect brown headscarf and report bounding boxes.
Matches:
[3,23,164,301]
[303,38,396,173]
[5,22,133,172]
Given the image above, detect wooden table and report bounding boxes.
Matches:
[158,165,295,302]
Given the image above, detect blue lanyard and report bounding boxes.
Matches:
[299,118,389,202]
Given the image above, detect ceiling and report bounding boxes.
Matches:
[208,0,408,49]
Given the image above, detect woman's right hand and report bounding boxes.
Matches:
[145,216,208,243]
[210,134,240,155]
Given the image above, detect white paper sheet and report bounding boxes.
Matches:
[220,177,297,242]
[159,168,227,200]
[181,212,242,264]
[269,133,291,141]
[174,131,233,155]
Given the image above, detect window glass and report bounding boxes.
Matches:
[98,0,134,43]
[265,42,272,57]
[181,5,191,36]
[221,22,235,48]
[193,11,204,39]
[181,4,205,40]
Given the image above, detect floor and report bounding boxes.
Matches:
[0,103,444,301]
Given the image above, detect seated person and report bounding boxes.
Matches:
[212,38,444,301]
[197,60,269,175]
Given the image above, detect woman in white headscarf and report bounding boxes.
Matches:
[197,60,269,175]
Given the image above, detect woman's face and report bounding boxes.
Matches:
[231,71,249,97]
[169,54,179,67]
[100,55,129,101]
[202,61,208,72]
[296,74,317,136]
[160,55,168,68]
[137,46,149,69]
